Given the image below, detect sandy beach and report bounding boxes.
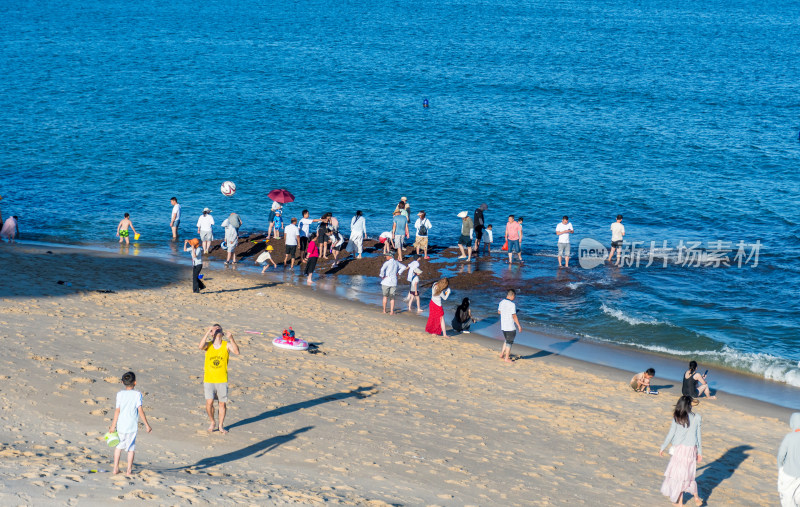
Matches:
[0,243,791,505]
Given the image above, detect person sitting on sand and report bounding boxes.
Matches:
[108,371,152,476]
[198,324,240,434]
[498,289,522,363]
[451,297,476,334]
[682,361,715,399]
[116,213,137,245]
[631,368,656,393]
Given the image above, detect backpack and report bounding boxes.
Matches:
[228,213,241,229]
[418,220,428,236]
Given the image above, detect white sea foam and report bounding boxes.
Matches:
[600,304,662,326]
[567,282,585,290]
[587,335,800,388]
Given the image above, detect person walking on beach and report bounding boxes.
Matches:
[298,210,320,254]
[457,211,474,261]
[198,324,240,434]
[303,232,320,284]
[170,197,181,240]
[682,361,716,399]
[196,208,214,254]
[608,214,625,264]
[473,203,488,255]
[414,211,432,259]
[184,238,205,293]
[1,215,19,243]
[392,209,410,261]
[405,267,423,313]
[556,216,574,268]
[504,215,523,264]
[283,217,300,268]
[116,213,138,245]
[425,278,451,336]
[451,297,476,334]
[498,289,522,363]
[659,396,704,506]
[107,371,152,476]
[221,212,242,265]
[778,412,800,507]
[380,252,407,315]
[347,210,367,258]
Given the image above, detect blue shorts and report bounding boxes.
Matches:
[509,239,520,253]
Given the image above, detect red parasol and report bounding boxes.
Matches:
[268,189,295,204]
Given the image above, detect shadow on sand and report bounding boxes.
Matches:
[517,338,580,360]
[226,385,377,431]
[696,444,753,504]
[187,426,314,470]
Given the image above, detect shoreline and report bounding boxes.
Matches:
[7,239,799,412]
[0,241,791,505]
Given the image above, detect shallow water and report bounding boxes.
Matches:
[2,0,799,387]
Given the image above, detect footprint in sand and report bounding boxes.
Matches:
[119,490,158,500]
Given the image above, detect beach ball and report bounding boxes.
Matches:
[220,181,236,197]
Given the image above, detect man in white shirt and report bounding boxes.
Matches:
[555,215,574,268]
[414,211,432,259]
[607,214,625,264]
[283,217,300,268]
[170,197,182,240]
[196,208,215,254]
[498,289,522,364]
[379,252,407,315]
[298,209,320,254]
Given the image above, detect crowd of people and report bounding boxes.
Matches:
[6,193,791,502]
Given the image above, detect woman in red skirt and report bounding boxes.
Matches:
[425,278,451,336]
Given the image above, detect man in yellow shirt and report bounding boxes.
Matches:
[199,324,240,434]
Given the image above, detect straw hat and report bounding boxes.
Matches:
[457,211,468,218]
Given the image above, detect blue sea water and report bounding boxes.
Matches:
[2,0,799,386]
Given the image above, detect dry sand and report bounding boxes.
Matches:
[0,243,790,505]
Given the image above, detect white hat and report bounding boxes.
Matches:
[203,207,212,213]
[414,268,422,275]
[457,211,468,218]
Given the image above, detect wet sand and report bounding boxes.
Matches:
[0,243,789,505]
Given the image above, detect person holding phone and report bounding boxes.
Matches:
[681,361,716,399]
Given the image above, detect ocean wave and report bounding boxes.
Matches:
[600,304,664,326]
[587,336,800,388]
